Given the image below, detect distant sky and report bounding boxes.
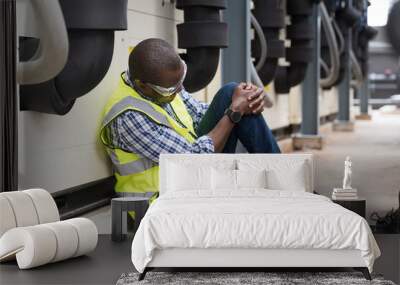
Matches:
[368,0,397,26]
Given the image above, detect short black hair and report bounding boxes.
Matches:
[129,38,182,85]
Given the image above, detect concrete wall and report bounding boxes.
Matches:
[263,84,339,130]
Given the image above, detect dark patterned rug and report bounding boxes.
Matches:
[116,272,396,285]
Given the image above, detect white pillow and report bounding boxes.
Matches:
[238,159,309,191]
[236,169,268,189]
[266,167,306,191]
[211,169,268,190]
[211,168,237,190]
[167,162,211,191]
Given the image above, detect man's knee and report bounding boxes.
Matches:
[218,82,238,98]
[213,82,238,107]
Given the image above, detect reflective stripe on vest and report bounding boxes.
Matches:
[109,149,155,176]
[102,96,172,130]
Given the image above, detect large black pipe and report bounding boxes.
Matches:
[252,0,285,85]
[322,0,372,87]
[274,0,315,94]
[176,0,228,93]
[320,1,338,89]
[320,26,333,87]
[351,0,378,87]
[0,0,18,192]
[19,0,127,115]
[358,27,377,77]
[387,1,400,56]
[323,0,338,14]
[354,0,377,78]
[336,1,361,27]
[320,0,342,86]
[330,0,362,86]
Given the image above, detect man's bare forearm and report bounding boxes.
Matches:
[207,115,235,152]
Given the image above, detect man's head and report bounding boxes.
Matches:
[128,38,185,103]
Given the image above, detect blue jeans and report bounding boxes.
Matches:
[196,82,281,153]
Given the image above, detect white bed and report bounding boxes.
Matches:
[131,154,380,280]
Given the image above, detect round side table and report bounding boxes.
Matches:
[111,197,149,242]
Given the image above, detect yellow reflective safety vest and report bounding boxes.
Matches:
[100,74,197,195]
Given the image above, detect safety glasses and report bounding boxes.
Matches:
[146,61,187,97]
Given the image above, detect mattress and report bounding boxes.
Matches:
[131,190,380,273]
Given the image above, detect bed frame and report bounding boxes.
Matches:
[138,154,372,281]
[139,248,371,280]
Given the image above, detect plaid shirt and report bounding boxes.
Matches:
[109,74,214,163]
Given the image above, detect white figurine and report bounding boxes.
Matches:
[342,156,352,190]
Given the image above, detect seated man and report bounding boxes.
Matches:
[100,38,280,197]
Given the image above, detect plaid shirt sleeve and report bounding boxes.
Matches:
[109,110,214,164]
[179,89,209,130]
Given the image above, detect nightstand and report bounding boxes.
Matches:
[111,197,149,242]
[332,198,366,218]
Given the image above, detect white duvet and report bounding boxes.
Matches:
[131,190,380,273]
